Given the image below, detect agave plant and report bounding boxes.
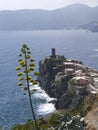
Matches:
[16,44,39,130]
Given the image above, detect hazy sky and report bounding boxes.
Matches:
[0,0,98,10]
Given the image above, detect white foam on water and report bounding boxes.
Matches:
[37,103,55,116]
[29,84,56,116]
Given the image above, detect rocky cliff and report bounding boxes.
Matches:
[38,49,98,114]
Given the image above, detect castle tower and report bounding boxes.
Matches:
[51,48,56,58]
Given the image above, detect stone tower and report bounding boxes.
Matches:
[51,48,56,58]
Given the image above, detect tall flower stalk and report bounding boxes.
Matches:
[16,44,39,130]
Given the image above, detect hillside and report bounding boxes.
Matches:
[80,21,98,32]
[0,4,98,30]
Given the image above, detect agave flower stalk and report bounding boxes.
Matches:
[16,44,39,130]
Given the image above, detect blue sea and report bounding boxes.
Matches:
[0,30,98,130]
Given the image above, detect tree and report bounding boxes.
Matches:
[16,44,39,130]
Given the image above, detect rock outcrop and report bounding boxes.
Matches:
[38,49,98,113]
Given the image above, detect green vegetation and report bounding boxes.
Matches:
[16,44,39,130]
[12,121,34,130]
[11,110,86,130]
[72,94,97,117]
[70,78,75,86]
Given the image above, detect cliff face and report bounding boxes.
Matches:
[38,54,66,97]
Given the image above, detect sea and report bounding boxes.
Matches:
[0,29,98,130]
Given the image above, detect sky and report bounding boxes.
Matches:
[0,0,98,10]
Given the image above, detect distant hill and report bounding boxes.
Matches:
[80,21,98,32]
[0,4,98,30]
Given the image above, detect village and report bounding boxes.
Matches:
[64,59,98,95]
[51,48,98,95]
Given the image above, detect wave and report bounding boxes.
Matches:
[29,84,56,115]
